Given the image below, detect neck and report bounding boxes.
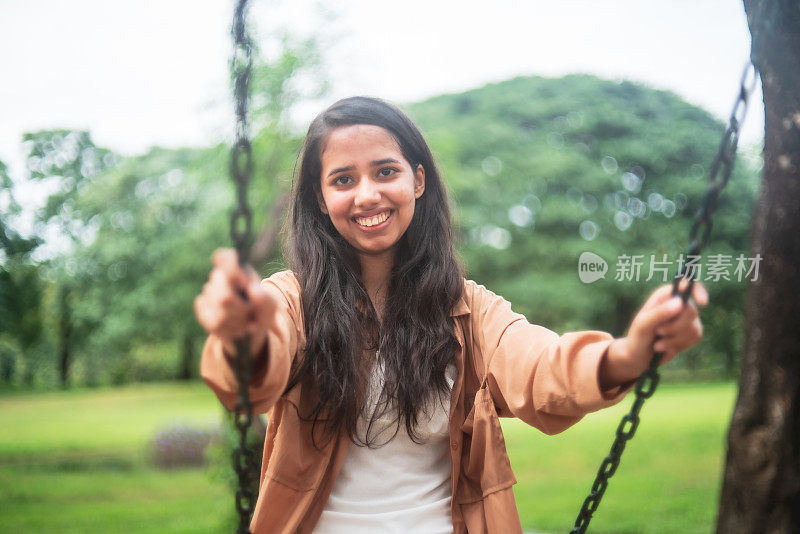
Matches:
[358,248,395,317]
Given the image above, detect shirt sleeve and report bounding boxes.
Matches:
[199,271,302,414]
[467,280,635,435]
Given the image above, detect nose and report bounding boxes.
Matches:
[354,176,381,207]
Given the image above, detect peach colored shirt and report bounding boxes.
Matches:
[200,270,633,533]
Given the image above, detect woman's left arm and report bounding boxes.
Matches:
[469,278,707,435]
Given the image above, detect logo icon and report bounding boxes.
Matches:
[578,252,608,283]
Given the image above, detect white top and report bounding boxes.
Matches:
[314,352,457,533]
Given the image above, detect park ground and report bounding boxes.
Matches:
[0,381,736,533]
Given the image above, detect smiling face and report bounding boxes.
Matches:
[316,124,425,260]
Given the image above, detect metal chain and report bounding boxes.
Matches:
[230,1,258,533]
[570,61,758,534]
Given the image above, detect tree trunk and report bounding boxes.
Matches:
[717,1,800,532]
[178,330,196,381]
[58,285,72,388]
[0,345,15,383]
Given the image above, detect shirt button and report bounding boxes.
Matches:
[451,441,458,451]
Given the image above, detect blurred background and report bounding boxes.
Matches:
[0,1,763,532]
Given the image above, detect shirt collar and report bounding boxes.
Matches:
[450,294,470,317]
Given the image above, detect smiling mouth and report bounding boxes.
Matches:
[353,210,392,228]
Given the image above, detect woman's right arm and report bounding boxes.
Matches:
[194,249,300,414]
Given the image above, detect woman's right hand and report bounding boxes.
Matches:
[193,248,278,360]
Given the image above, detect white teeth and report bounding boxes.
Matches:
[355,211,390,227]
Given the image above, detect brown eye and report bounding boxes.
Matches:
[379,167,397,177]
[333,175,352,185]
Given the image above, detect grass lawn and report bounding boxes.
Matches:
[0,382,221,458]
[0,382,233,533]
[0,381,737,533]
[505,382,737,533]
[1,463,232,533]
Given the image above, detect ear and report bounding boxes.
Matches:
[315,187,329,215]
[414,163,425,199]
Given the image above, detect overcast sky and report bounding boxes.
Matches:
[1,0,762,197]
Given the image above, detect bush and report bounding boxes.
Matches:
[112,342,183,384]
[149,420,220,469]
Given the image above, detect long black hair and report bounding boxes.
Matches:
[282,96,465,448]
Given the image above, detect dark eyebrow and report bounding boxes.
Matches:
[326,158,401,179]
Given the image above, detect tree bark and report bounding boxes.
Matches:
[58,285,72,388]
[717,1,800,532]
[178,330,196,381]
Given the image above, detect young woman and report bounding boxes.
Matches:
[194,96,707,533]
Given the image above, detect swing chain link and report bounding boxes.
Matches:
[230,1,258,533]
[571,61,758,534]
[231,0,254,256]
[687,62,758,258]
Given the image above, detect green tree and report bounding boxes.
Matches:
[0,160,43,384]
[54,29,329,385]
[408,74,759,377]
[21,129,116,386]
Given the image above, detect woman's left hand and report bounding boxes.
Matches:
[601,279,709,388]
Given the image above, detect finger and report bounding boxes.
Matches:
[243,264,262,289]
[650,277,695,305]
[217,304,249,338]
[243,285,265,325]
[635,295,684,333]
[653,342,679,363]
[676,276,692,294]
[200,279,250,332]
[208,271,247,311]
[654,316,704,352]
[233,268,264,309]
[654,337,688,355]
[655,309,696,337]
[209,268,229,289]
[193,294,210,328]
[653,335,684,354]
[692,281,709,307]
[635,284,674,318]
[655,304,698,336]
[691,315,704,341]
[194,294,225,333]
[212,248,248,289]
[643,284,676,310]
[247,283,281,328]
[672,278,708,308]
[212,248,236,268]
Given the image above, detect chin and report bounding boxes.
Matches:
[354,241,397,256]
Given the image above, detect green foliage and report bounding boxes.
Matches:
[0,160,44,384]
[249,28,330,134]
[10,129,120,388]
[407,74,759,372]
[22,129,116,233]
[4,72,760,386]
[0,161,41,258]
[2,26,326,388]
[0,264,42,350]
[44,30,329,386]
[67,146,222,371]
